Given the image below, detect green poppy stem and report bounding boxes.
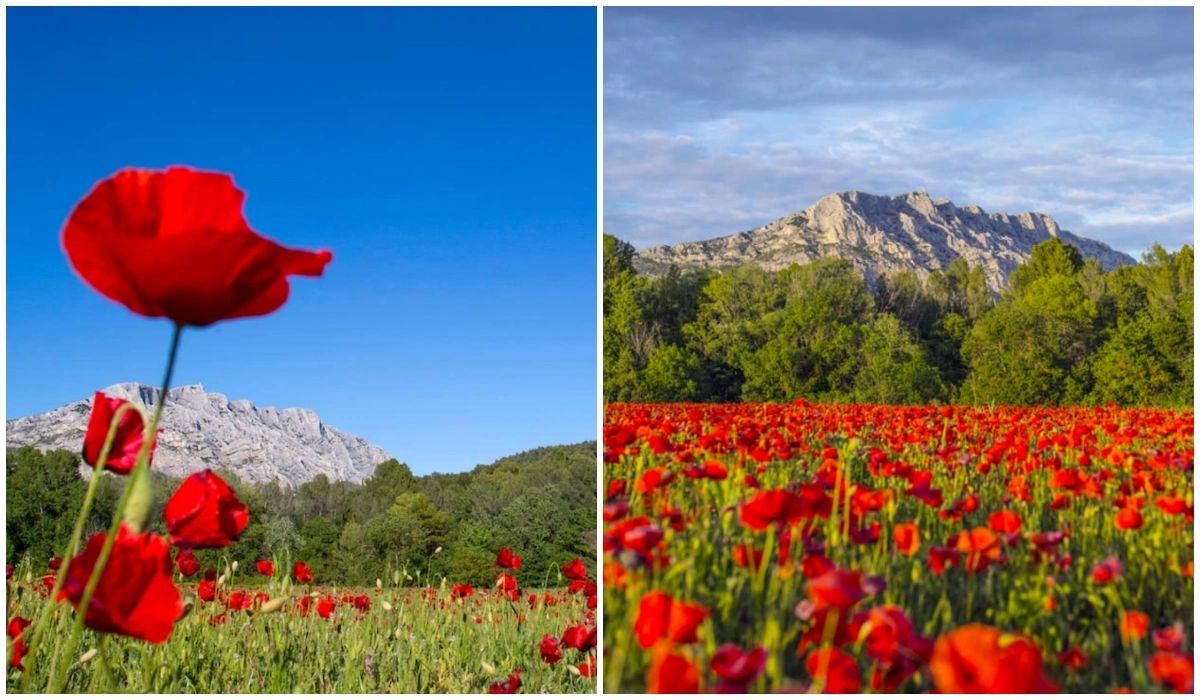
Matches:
[48,323,183,693]
[19,400,146,691]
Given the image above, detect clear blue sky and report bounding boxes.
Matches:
[7,7,597,475]
[607,7,1193,255]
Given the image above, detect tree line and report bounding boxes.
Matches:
[7,441,596,587]
[604,234,1193,407]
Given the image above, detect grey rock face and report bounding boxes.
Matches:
[5,383,393,487]
[633,191,1136,294]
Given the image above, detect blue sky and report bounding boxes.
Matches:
[7,7,596,475]
[606,7,1193,255]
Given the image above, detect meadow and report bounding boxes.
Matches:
[602,402,1194,693]
[8,558,597,693]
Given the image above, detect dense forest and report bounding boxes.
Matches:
[7,441,596,587]
[605,234,1193,407]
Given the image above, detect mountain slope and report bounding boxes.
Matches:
[5,383,392,487]
[634,190,1136,293]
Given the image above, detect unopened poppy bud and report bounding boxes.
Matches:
[393,571,401,585]
[376,578,383,589]
[78,649,98,665]
[217,575,226,587]
[567,665,582,676]
[481,661,497,674]
[381,600,393,612]
[123,467,154,532]
[434,546,443,554]
[231,561,239,573]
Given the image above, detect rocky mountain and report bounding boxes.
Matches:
[633,191,1136,293]
[5,383,392,487]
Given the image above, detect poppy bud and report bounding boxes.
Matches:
[123,467,154,533]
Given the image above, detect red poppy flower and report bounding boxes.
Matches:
[804,647,861,693]
[174,549,200,577]
[930,624,1056,693]
[1057,647,1088,670]
[62,167,332,327]
[164,470,249,549]
[893,522,920,556]
[561,557,588,581]
[710,643,767,688]
[7,617,30,671]
[636,467,676,493]
[987,510,1022,534]
[1091,556,1123,585]
[1153,623,1186,652]
[316,597,335,619]
[496,548,522,570]
[954,527,1004,572]
[580,655,596,678]
[57,523,183,644]
[806,568,866,610]
[634,590,709,648]
[82,392,153,475]
[256,560,274,577]
[1149,651,1194,693]
[539,634,563,665]
[1115,508,1143,531]
[197,579,216,602]
[496,572,519,593]
[562,624,597,652]
[647,647,700,693]
[488,668,522,694]
[48,556,63,571]
[293,561,313,584]
[1121,610,1150,641]
[739,489,805,530]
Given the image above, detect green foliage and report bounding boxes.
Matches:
[6,442,597,587]
[603,234,1192,408]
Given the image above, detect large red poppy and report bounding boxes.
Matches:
[293,561,314,584]
[561,557,588,581]
[62,167,332,327]
[929,624,1056,693]
[496,548,522,570]
[634,590,709,648]
[82,392,153,474]
[57,524,183,644]
[163,470,249,549]
[7,617,30,670]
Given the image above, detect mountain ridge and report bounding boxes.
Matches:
[5,383,393,487]
[633,190,1136,293]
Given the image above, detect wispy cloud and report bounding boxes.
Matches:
[605,7,1194,253]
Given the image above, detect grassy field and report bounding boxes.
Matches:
[603,402,1194,693]
[7,570,596,693]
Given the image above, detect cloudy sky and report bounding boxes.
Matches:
[605,7,1193,255]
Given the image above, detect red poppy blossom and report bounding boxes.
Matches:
[929,624,1056,693]
[1115,508,1143,531]
[1149,651,1194,693]
[497,572,519,593]
[316,597,335,619]
[636,467,676,493]
[987,510,1023,534]
[739,489,805,530]
[561,557,588,580]
[561,624,596,652]
[496,548,522,570]
[62,167,332,327]
[174,549,200,577]
[82,392,153,475]
[7,617,30,671]
[197,579,216,602]
[256,560,274,577]
[539,634,563,665]
[806,568,866,610]
[488,668,522,694]
[805,647,861,693]
[293,561,313,584]
[1121,610,1150,641]
[893,522,920,556]
[647,647,700,693]
[710,643,767,688]
[634,590,709,648]
[57,523,183,644]
[163,470,249,549]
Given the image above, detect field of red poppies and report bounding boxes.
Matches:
[603,402,1194,693]
[7,549,597,693]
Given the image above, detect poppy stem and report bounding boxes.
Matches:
[19,402,144,692]
[48,323,184,693]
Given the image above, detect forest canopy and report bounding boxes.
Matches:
[604,234,1193,408]
[6,441,596,587]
